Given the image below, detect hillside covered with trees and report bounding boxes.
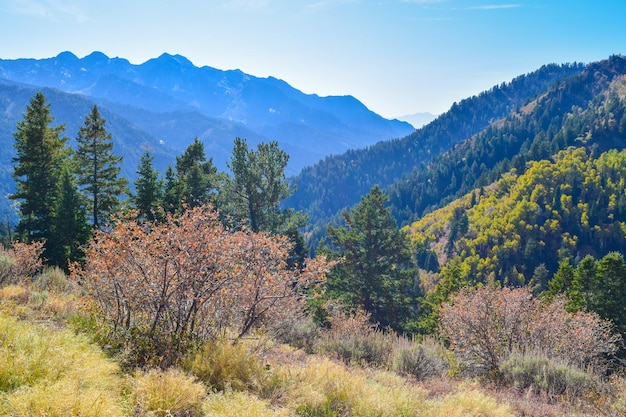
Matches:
[3,55,626,416]
[388,55,626,226]
[284,62,586,236]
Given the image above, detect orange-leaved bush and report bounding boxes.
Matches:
[0,241,44,286]
[439,285,619,377]
[72,205,330,366]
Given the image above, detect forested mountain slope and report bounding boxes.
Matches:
[284,62,585,235]
[406,147,626,289]
[388,55,626,226]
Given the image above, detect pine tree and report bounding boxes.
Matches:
[175,138,217,208]
[326,186,418,331]
[225,137,300,233]
[133,150,163,221]
[222,138,307,266]
[48,165,90,270]
[162,165,182,214]
[10,92,68,246]
[74,105,128,228]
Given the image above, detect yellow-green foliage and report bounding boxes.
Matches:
[203,391,290,417]
[186,338,267,392]
[130,368,206,416]
[430,387,514,417]
[279,356,428,416]
[406,148,626,287]
[0,312,124,416]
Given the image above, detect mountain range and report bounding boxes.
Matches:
[0,51,413,174]
[0,51,414,222]
[284,53,626,309]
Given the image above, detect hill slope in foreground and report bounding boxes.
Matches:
[0,267,623,415]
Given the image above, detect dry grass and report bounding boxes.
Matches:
[129,368,207,416]
[0,277,79,326]
[429,385,515,417]
[0,312,125,416]
[272,356,429,416]
[203,391,291,417]
[185,337,269,392]
[0,284,30,304]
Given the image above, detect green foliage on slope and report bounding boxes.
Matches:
[285,62,586,240]
[407,147,626,289]
[389,55,626,226]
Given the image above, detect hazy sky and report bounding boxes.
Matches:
[1,0,625,118]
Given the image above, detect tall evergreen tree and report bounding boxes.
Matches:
[162,165,182,214]
[325,186,418,331]
[48,165,90,270]
[133,150,163,221]
[175,138,217,208]
[222,138,308,267]
[10,92,68,247]
[225,137,301,234]
[74,105,128,228]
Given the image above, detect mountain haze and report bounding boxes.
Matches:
[0,51,414,224]
[397,112,438,129]
[0,52,414,174]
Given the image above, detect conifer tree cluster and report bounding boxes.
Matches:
[10,94,127,269]
[9,93,307,270]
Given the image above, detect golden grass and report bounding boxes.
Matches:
[129,368,207,416]
[203,391,291,417]
[186,337,268,392]
[274,356,429,416]
[428,386,515,417]
[0,284,30,304]
[0,312,125,416]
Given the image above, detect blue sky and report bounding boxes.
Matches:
[1,0,625,118]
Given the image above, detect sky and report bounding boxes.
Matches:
[1,0,626,119]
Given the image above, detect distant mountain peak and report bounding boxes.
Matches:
[0,51,414,179]
[56,51,79,62]
[82,51,110,64]
[155,53,194,67]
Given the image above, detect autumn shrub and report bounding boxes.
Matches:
[499,353,598,401]
[129,368,206,417]
[0,241,44,286]
[392,336,450,379]
[185,338,267,392]
[73,205,330,367]
[439,285,619,379]
[318,303,393,367]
